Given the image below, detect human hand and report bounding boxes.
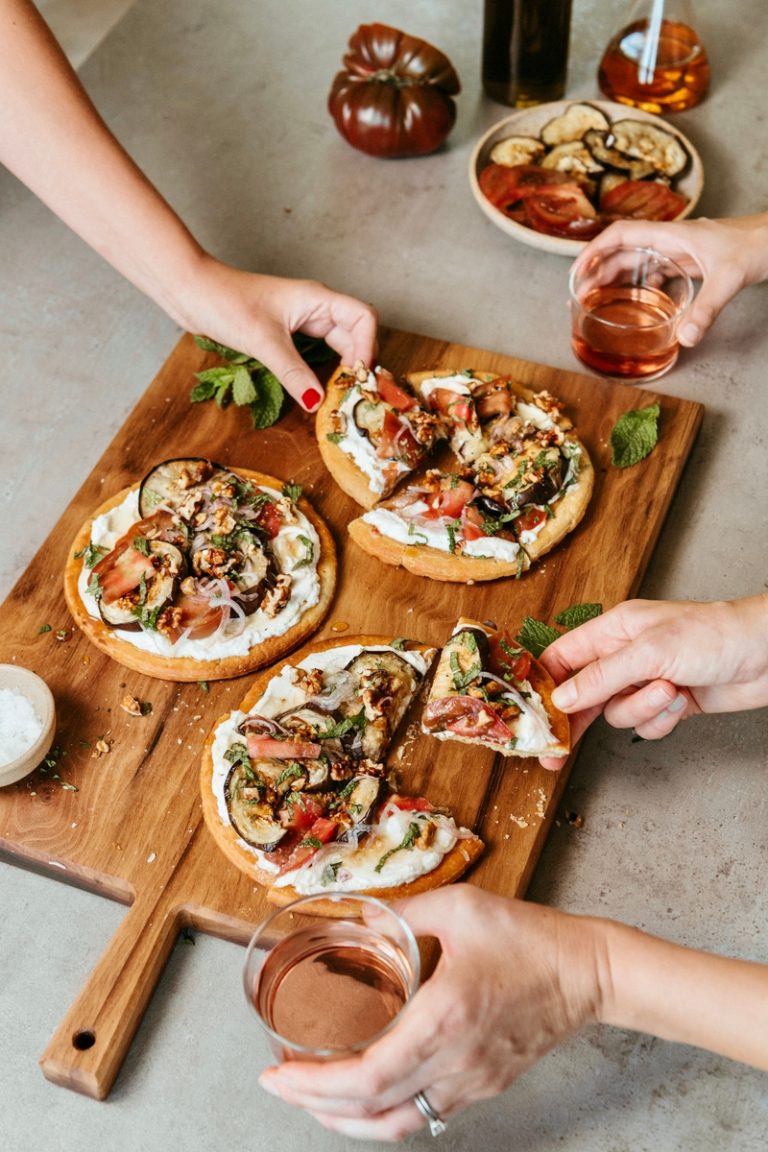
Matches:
[573,214,768,348]
[168,256,378,412]
[538,596,768,766]
[258,886,605,1141]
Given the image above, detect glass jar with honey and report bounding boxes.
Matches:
[597,0,709,113]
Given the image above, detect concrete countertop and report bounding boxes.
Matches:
[1,1,766,1149]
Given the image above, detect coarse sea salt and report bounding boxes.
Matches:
[0,687,43,765]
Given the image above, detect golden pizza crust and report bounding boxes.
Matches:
[315,366,396,510]
[348,516,530,583]
[63,468,337,682]
[200,634,484,908]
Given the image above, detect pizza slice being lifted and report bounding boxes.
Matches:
[421,618,570,758]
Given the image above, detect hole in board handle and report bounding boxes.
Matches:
[72,1029,96,1051]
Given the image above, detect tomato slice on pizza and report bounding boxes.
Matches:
[421,618,570,758]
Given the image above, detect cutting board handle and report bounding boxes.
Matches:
[39,888,184,1100]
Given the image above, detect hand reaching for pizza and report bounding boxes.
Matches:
[575,214,768,349]
[258,886,604,1140]
[537,595,768,765]
[171,260,379,412]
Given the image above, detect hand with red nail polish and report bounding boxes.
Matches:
[0,1,378,416]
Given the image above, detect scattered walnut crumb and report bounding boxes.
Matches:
[120,695,146,717]
[92,738,111,758]
[509,815,529,829]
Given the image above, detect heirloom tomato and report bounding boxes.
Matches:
[328,23,461,158]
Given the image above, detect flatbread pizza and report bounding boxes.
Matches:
[64,458,337,681]
[201,635,484,912]
[319,364,593,582]
[421,618,570,758]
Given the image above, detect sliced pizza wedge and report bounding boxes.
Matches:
[201,635,484,913]
[421,618,570,758]
[316,363,447,509]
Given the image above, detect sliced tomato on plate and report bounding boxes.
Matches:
[376,368,418,411]
[479,163,575,213]
[525,185,602,239]
[601,179,688,221]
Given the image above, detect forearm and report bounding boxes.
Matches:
[598,919,768,1071]
[0,0,205,321]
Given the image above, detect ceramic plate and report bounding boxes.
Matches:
[469,99,704,258]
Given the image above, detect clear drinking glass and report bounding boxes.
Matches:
[243,893,421,1062]
[569,246,694,382]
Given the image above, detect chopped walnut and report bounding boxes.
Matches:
[120,695,144,717]
[92,738,111,758]
[261,574,292,618]
[353,360,369,383]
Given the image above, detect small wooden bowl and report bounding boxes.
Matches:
[0,665,56,786]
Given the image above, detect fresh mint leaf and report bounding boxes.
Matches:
[610,403,660,469]
[250,367,285,429]
[232,364,258,406]
[516,617,561,658]
[282,482,303,503]
[193,335,251,363]
[554,603,603,630]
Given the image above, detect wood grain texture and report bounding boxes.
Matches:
[0,329,702,1099]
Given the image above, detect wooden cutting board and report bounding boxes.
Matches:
[0,328,702,1100]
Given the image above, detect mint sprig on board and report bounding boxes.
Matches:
[610,403,660,469]
[516,602,603,658]
[190,334,334,429]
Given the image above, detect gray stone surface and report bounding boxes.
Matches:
[1,2,767,1149]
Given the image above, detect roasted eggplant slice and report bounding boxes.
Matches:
[583,130,656,180]
[224,761,286,850]
[342,650,423,760]
[98,540,184,630]
[489,134,546,167]
[138,457,218,517]
[541,141,605,176]
[608,119,689,178]
[430,627,489,700]
[540,102,611,146]
[337,775,382,825]
[353,398,386,440]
